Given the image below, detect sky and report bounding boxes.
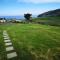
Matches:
[0,0,60,16]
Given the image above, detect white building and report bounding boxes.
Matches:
[0,20,6,23]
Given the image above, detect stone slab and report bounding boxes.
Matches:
[4,37,9,40]
[3,32,8,35]
[4,40,11,43]
[3,35,8,37]
[6,46,14,51]
[3,32,7,34]
[5,42,12,46]
[7,52,17,59]
[3,36,9,39]
[3,34,8,36]
[3,35,9,37]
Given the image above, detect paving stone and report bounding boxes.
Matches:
[3,35,7,37]
[7,52,17,59]
[4,37,9,40]
[3,32,8,36]
[5,42,12,46]
[3,32,7,34]
[3,34,8,36]
[4,37,9,39]
[3,32,7,35]
[3,35,8,37]
[3,34,8,35]
[4,40,11,43]
[6,46,14,51]
[3,34,7,36]
[3,36,9,38]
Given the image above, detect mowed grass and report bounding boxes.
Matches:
[0,24,60,60]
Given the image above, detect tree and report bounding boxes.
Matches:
[24,13,32,22]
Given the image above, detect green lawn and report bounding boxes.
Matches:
[0,23,60,60]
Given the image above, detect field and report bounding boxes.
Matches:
[0,23,60,60]
[32,17,60,26]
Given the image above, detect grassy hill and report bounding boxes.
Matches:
[32,9,60,26]
[0,24,60,60]
[32,16,60,26]
[38,9,60,17]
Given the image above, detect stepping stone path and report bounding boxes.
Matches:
[7,52,17,59]
[4,40,11,43]
[6,46,14,51]
[3,30,17,59]
[5,42,12,46]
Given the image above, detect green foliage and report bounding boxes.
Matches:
[24,13,32,21]
[0,24,60,60]
[32,16,60,26]
[0,30,6,60]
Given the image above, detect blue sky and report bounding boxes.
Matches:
[0,0,60,16]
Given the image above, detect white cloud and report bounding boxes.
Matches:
[18,0,60,3]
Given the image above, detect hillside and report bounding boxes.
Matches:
[38,9,60,17]
[0,24,60,60]
[32,9,60,26]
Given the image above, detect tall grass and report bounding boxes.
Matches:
[0,24,60,60]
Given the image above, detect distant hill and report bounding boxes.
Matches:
[32,9,60,26]
[38,9,60,17]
